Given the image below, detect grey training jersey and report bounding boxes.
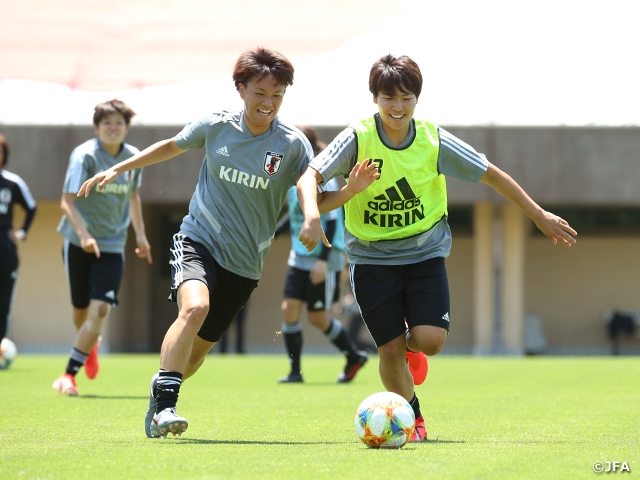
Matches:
[175,110,314,280]
[310,116,488,265]
[58,139,142,253]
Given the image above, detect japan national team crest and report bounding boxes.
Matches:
[263,151,284,176]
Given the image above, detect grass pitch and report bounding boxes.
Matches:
[2,354,638,479]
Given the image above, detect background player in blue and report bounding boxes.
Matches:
[78,47,315,438]
[296,54,578,443]
[53,99,152,396]
[276,127,367,384]
[0,133,37,352]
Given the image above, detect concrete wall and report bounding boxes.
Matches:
[3,125,640,204]
[4,124,640,355]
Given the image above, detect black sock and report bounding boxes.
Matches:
[324,318,359,359]
[155,369,183,414]
[282,321,303,374]
[65,348,89,376]
[409,393,422,419]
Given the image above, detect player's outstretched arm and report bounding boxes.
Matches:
[297,167,329,252]
[480,163,577,246]
[78,139,185,197]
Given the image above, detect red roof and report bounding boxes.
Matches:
[1,0,396,91]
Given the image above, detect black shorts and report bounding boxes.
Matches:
[283,266,340,312]
[169,234,258,342]
[63,240,124,308]
[350,257,450,347]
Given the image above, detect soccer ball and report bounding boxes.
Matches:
[0,338,17,369]
[354,391,415,449]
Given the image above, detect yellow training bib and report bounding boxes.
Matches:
[346,116,447,241]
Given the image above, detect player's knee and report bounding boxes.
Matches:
[281,299,303,322]
[97,302,110,319]
[378,336,407,362]
[281,299,293,315]
[181,301,209,323]
[424,341,444,356]
[421,331,447,356]
[84,316,105,335]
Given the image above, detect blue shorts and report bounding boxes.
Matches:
[168,234,258,342]
[349,257,450,347]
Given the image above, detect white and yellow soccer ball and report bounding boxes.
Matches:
[0,338,18,369]
[354,391,415,449]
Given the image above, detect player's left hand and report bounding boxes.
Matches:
[135,236,153,264]
[535,211,577,247]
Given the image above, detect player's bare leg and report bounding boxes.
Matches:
[378,334,414,401]
[72,307,88,331]
[379,333,428,442]
[53,300,111,394]
[406,325,447,356]
[184,335,215,380]
[148,280,209,438]
[75,300,109,379]
[74,300,109,356]
[160,280,210,373]
[306,309,331,331]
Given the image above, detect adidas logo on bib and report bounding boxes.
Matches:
[216,146,229,157]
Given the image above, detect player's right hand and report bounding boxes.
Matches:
[80,237,101,258]
[298,216,330,252]
[77,168,119,197]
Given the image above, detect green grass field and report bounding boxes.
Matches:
[2,354,638,479]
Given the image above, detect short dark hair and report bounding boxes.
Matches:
[233,47,294,91]
[93,99,136,126]
[369,54,422,99]
[298,126,326,156]
[0,134,9,168]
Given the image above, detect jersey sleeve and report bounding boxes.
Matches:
[309,128,358,184]
[437,127,489,182]
[174,113,214,150]
[294,131,315,178]
[62,148,93,194]
[132,168,143,192]
[321,178,341,220]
